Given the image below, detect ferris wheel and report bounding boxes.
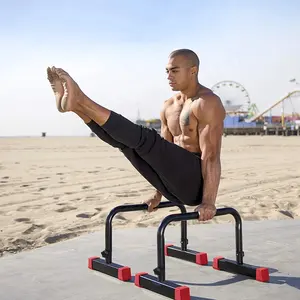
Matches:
[211,80,251,112]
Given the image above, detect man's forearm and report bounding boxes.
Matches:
[201,157,221,205]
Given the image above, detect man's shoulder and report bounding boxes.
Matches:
[194,91,223,111]
[192,91,225,122]
[164,93,180,105]
[162,93,180,110]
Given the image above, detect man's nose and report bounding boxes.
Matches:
[167,72,173,80]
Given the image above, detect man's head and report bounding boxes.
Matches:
[166,49,200,91]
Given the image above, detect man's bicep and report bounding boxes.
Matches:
[200,122,223,160]
[199,98,225,159]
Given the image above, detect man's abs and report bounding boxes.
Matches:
[173,134,200,152]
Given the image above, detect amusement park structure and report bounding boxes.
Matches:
[246,90,300,126]
[211,80,252,114]
[211,80,300,134]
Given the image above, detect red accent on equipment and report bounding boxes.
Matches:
[256,268,270,282]
[117,266,132,281]
[88,256,99,269]
[212,256,224,270]
[175,286,190,300]
[164,244,174,256]
[134,272,148,287]
[195,252,208,265]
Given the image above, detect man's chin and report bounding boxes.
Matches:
[170,86,179,91]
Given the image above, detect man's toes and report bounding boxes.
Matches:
[49,66,66,78]
[47,67,53,81]
[55,68,69,78]
[47,66,60,81]
[56,68,74,86]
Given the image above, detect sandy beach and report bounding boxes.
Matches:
[1,135,300,257]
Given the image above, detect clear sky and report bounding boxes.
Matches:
[1,0,300,136]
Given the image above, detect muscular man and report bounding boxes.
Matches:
[46,49,225,221]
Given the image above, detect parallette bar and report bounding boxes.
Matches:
[88,257,131,281]
[165,245,208,265]
[213,257,269,282]
[135,272,190,300]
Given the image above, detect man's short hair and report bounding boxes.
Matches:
[169,49,200,68]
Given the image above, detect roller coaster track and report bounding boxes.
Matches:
[246,90,300,122]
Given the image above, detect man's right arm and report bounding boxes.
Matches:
[160,104,173,143]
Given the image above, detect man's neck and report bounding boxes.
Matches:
[180,82,202,101]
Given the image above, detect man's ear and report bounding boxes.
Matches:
[191,66,198,75]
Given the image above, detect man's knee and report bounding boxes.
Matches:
[135,127,159,155]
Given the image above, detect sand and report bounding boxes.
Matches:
[1,135,300,257]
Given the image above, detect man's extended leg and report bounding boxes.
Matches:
[74,109,126,150]
[86,109,203,206]
[47,67,203,206]
[74,110,181,204]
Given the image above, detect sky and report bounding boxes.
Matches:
[0,0,300,136]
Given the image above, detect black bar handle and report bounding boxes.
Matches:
[155,207,243,282]
[103,201,187,263]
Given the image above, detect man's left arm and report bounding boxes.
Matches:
[193,95,225,221]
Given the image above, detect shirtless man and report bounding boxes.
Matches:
[148,50,225,218]
[46,49,225,222]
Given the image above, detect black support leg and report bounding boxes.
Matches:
[211,208,269,282]
[136,208,270,299]
[88,201,187,282]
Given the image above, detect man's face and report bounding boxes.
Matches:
[165,55,194,91]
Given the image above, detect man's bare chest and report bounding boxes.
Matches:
[165,101,198,136]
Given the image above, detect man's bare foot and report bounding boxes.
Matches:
[46,66,85,112]
[47,67,65,112]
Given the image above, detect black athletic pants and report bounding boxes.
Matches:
[86,111,203,206]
